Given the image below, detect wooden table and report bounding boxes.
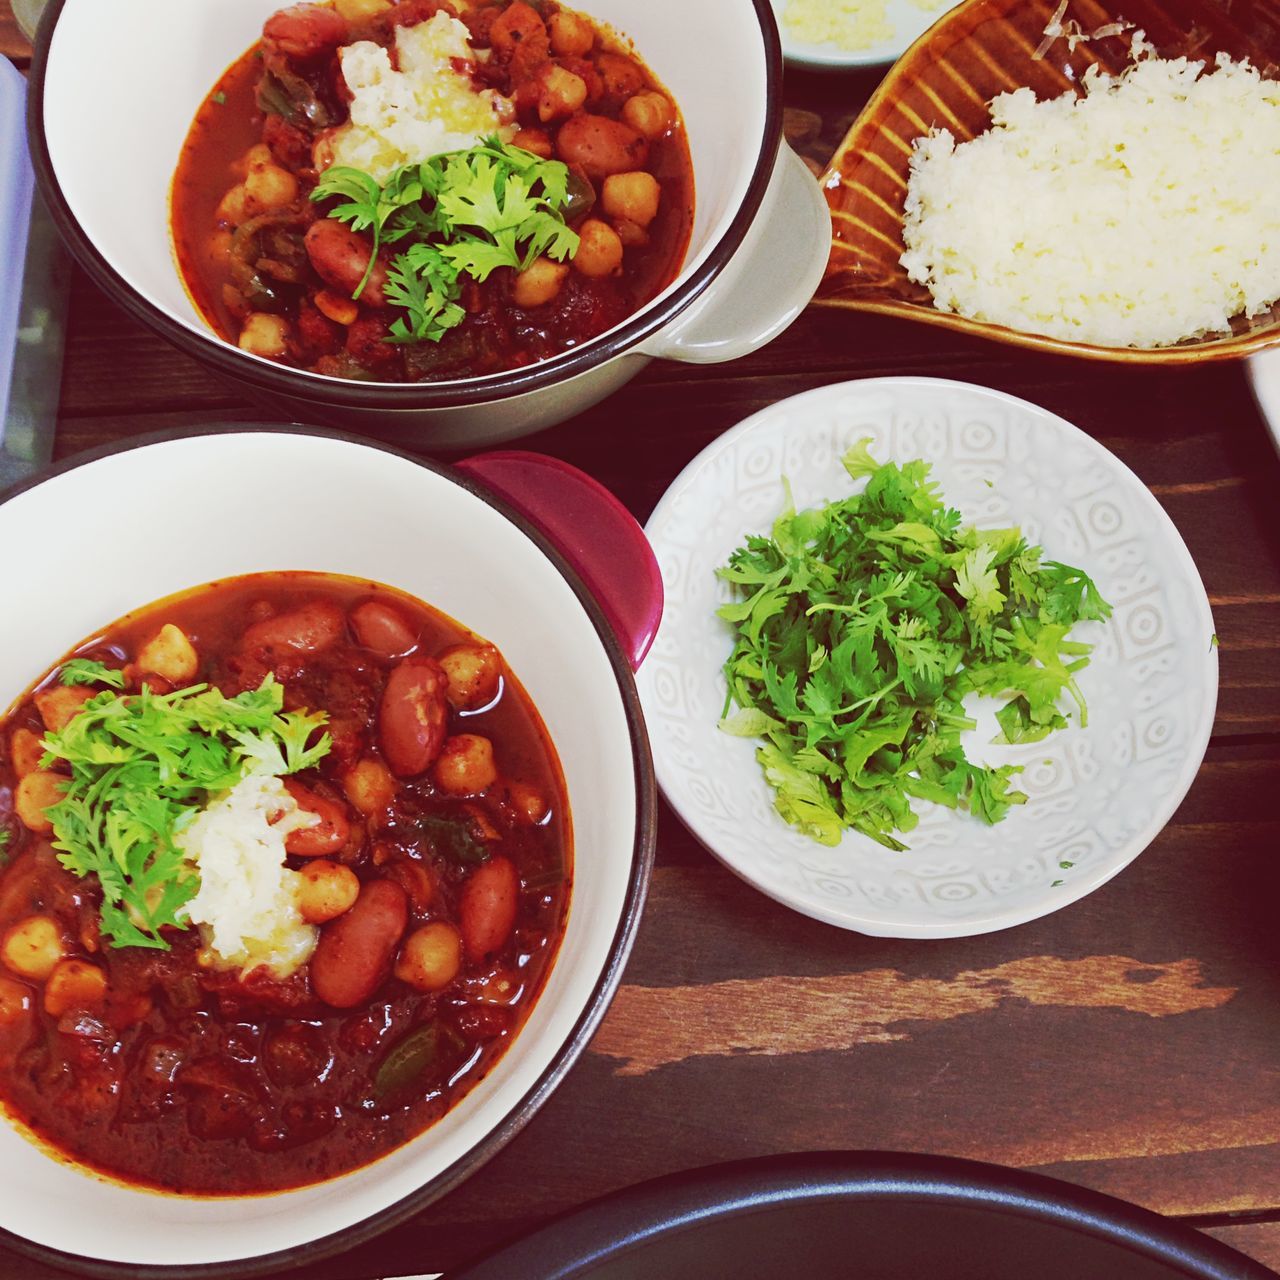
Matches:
[6,8,1280,1278]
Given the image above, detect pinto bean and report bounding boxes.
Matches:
[593,51,645,106]
[489,1,550,62]
[459,855,519,962]
[555,113,649,180]
[310,879,408,1008]
[241,600,345,658]
[304,219,388,306]
[350,600,418,659]
[378,656,449,778]
[263,4,349,60]
[281,779,351,857]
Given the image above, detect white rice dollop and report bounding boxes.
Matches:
[899,52,1280,348]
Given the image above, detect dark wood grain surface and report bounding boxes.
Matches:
[6,7,1280,1277]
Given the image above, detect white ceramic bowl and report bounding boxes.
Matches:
[28,0,830,449]
[636,377,1218,937]
[0,429,655,1274]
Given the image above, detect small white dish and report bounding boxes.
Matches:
[636,377,1218,938]
[770,0,963,70]
[1246,348,1280,458]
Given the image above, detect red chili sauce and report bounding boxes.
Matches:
[0,573,570,1193]
[170,0,695,382]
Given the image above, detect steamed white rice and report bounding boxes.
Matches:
[899,52,1280,348]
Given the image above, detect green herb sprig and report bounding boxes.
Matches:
[58,658,127,689]
[41,676,330,950]
[717,442,1112,849]
[310,138,579,344]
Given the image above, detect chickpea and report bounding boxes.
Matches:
[43,958,107,1017]
[341,757,397,818]
[548,9,593,56]
[538,65,587,123]
[215,182,250,226]
[1,916,64,981]
[334,0,392,18]
[602,171,661,228]
[314,289,359,325]
[512,256,570,308]
[433,734,498,796]
[245,143,275,169]
[14,771,66,836]
[622,91,674,140]
[9,727,46,779]
[394,921,463,992]
[208,228,233,262]
[137,623,199,685]
[239,313,290,358]
[297,860,360,924]
[437,643,502,711]
[34,684,93,733]
[0,976,32,1027]
[506,781,551,826]
[245,162,300,213]
[512,127,553,159]
[573,218,624,278]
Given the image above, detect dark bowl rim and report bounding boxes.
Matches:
[0,423,659,1280]
[452,1149,1278,1280]
[26,0,784,410]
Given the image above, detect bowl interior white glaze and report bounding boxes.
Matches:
[0,432,643,1268]
[41,0,769,380]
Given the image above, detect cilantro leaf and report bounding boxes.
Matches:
[58,659,127,689]
[41,677,331,950]
[718,441,1110,848]
[309,138,581,344]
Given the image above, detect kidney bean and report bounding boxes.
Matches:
[280,779,350,857]
[555,113,648,180]
[350,600,418,660]
[378,656,449,778]
[241,600,345,658]
[304,219,388,306]
[459,855,520,963]
[310,879,408,1009]
[263,4,349,60]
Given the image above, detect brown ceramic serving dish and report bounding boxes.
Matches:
[815,0,1280,364]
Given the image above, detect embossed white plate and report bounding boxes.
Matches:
[636,377,1218,937]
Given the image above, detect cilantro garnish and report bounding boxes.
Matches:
[41,676,331,950]
[58,658,126,689]
[717,443,1112,850]
[310,138,580,343]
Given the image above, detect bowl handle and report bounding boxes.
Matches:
[635,143,830,364]
[455,451,663,671]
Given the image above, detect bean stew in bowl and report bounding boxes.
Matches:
[31,0,830,447]
[173,0,695,384]
[0,574,570,1194]
[0,430,654,1273]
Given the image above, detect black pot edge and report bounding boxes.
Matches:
[25,0,785,411]
[452,1149,1279,1280]
[0,423,660,1280]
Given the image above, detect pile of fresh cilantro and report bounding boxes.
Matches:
[310,137,580,343]
[41,668,330,949]
[717,442,1112,850]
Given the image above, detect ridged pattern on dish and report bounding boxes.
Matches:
[816,0,1280,363]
